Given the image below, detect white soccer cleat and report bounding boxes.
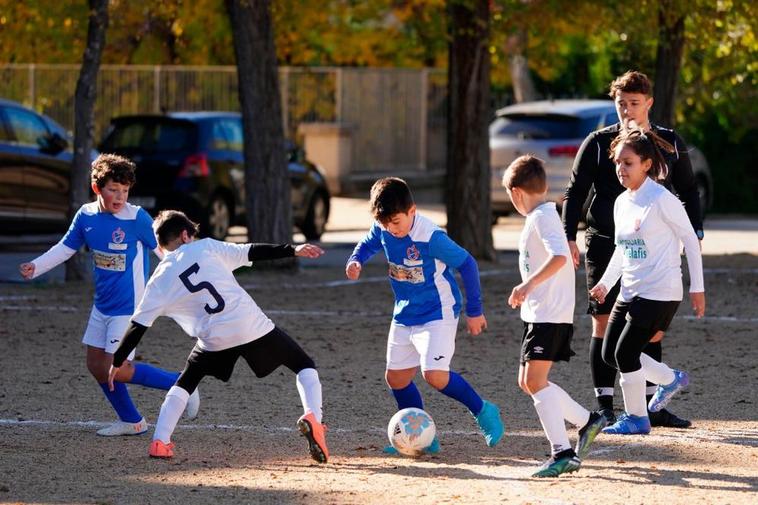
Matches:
[185,389,200,420]
[96,417,148,436]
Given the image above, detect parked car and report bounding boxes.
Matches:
[0,98,91,235]
[489,99,713,220]
[98,112,331,240]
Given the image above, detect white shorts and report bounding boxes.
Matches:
[81,306,136,360]
[386,319,458,372]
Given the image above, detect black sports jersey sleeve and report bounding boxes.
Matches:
[663,129,703,233]
[112,322,148,367]
[247,243,296,262]
[562,129,605,241]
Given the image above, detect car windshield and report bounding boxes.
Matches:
[100,119,195,152]
[493,113,600,140]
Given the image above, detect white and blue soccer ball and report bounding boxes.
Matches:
[387,407,436,456]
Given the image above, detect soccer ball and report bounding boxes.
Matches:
[387,407,436,456]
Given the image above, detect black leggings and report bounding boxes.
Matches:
[602,298,679,373]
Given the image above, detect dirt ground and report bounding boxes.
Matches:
[1,251,757,505]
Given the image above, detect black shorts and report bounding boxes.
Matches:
[607,298,680,335]
[585,232,620,315]
[520,322,576,364]
[185,326,315,383]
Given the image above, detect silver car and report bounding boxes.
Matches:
[489,99,713,219]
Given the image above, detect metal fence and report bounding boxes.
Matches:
[0,64,447,174]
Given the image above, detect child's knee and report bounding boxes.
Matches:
[523,376,547,395]
[385,370,410,389]
[86,357,109,382]
[421,370,448,390]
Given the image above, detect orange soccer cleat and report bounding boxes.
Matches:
[297,413,329,463]
[148,439,175,459]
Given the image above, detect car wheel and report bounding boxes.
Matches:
[204,195,232,240]
[301,191,329,240]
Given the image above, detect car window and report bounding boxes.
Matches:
[4,106,50,146]
[493,114,600,140]
[604,113,619,127]
[101,120,194,152]
[211,121,230,150]
[216,118,244,152]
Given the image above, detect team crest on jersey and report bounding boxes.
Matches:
[109,227,128,250]
[403,244,423,266]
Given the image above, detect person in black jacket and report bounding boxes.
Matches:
[562,70,703,428]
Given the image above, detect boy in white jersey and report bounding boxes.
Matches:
[590,127,705,435]
[503,155,607,477]
[346,177,504,454]
[19,154,198,436]
[108,210,329,463]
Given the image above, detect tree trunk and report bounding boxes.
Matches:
[225,0,292,251]
[652,3,686,128]
[67,0,108,281]
[446,0,495,261]
[507,29,538,103]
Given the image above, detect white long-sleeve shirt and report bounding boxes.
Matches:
[598,176,704,302]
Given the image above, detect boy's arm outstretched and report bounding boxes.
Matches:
[429,232,486,336]
[19,241,77,279]
[345,223,383,280]
[247,242,324,261]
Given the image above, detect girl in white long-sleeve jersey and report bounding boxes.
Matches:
[589,126,705,435]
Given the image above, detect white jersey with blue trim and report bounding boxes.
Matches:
[349,213,469,326]
[61,202,157,316]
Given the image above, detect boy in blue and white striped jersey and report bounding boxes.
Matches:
[346,177,504,453]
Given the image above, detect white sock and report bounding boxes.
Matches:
[639,353,676,386]
[153,386,189,443]
[548,382,590,428]
[296,368,323,423]
[532,387,572,454]
[646,385,658,396]
[619,369,648,417]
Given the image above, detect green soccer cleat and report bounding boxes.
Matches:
[575,411,608,460]
[532,450,581,478]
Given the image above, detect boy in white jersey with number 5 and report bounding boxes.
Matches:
[503,156,607,478]
[19,154,198,436]
[590,126,705,435]
[108,210,329,463]
[346,177,504,454]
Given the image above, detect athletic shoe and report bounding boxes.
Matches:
[297,413,329,463]
[96,417,148,436]
[148,440,174,458]
[532,449,581,478]
[599,407,616,425]
[474,400,505,447]
[575,411,608,460]
[648,408,692,428]
[383,436,440,455]
[648,370,690,413]
[185,388,200,420]
[602,413,651,435]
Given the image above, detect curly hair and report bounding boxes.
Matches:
[90,153,136,189]
[608,70,652,99]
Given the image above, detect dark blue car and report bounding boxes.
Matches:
[98,112,330,240]
[0,98,84,235]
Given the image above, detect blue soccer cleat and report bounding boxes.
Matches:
[648,370,690,413]
[575,411,608,460]
[474,400,505,447]
[532,449,581,478]
[602,413,651,435]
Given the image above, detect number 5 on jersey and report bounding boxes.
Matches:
[179,263,226,314]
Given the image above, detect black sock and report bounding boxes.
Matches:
[590,337,616,411]
[644,341,663,404]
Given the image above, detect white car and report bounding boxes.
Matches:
[489,99,713,219]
